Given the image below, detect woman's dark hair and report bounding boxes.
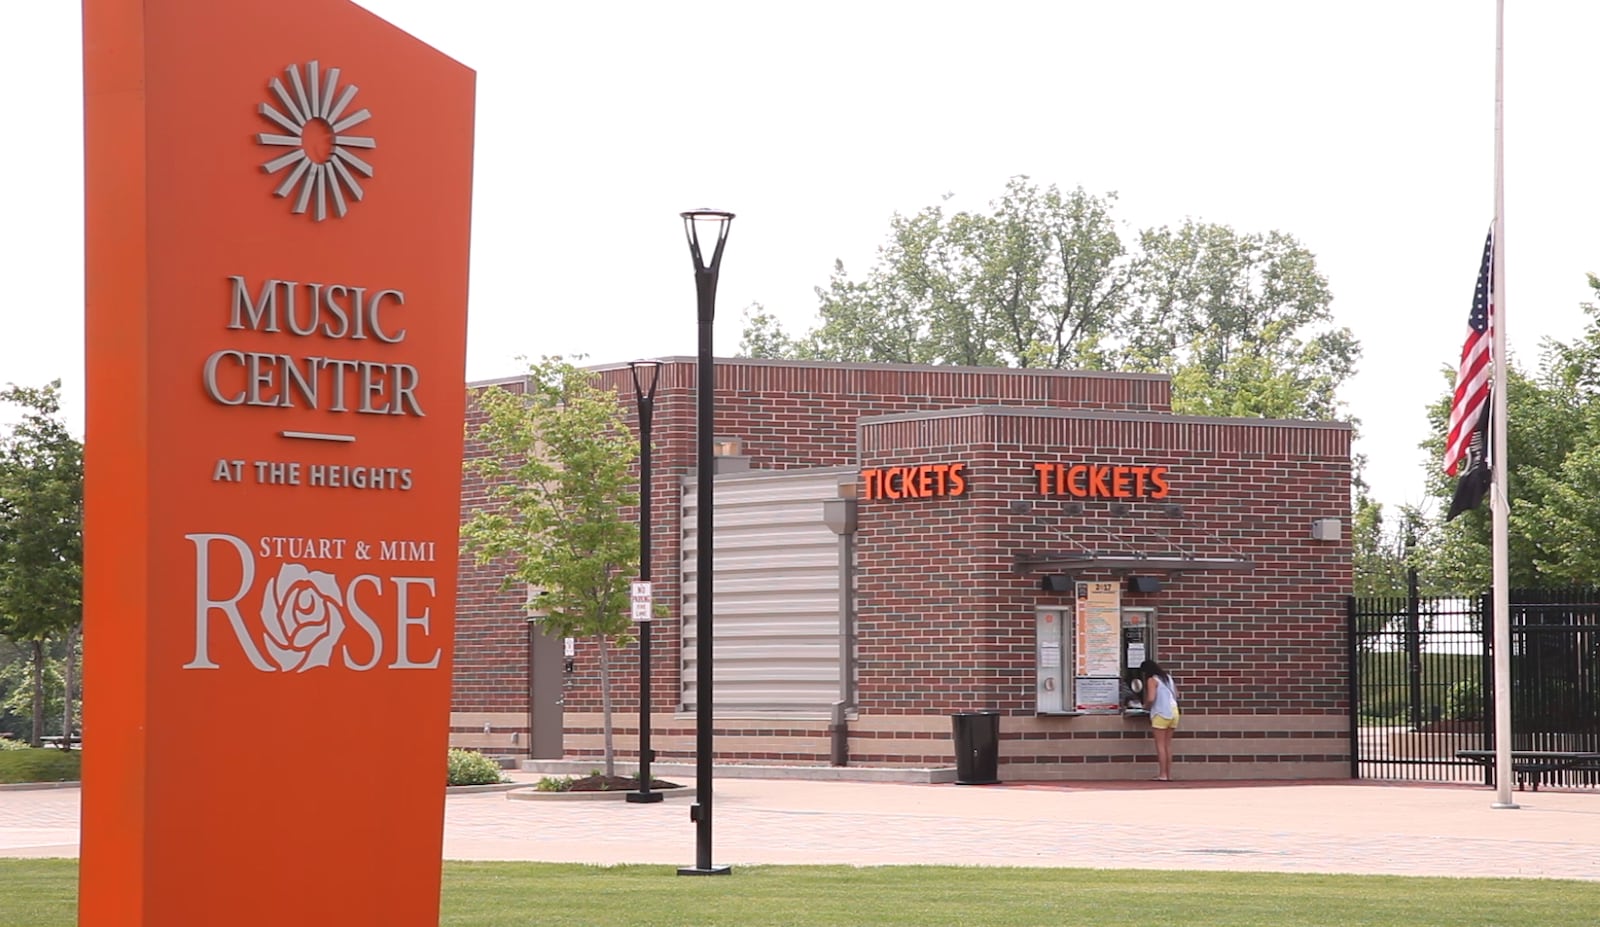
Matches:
[1138,660,1171,684]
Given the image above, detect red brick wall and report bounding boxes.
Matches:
[454,377,534,717]
[850,407,1351,773]
[473,359,1168,719]
[452,359,1351,778]
[855,408,1351,715]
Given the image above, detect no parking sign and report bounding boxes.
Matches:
[631,581,653,622]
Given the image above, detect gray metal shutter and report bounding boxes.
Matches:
[681,467,852,717]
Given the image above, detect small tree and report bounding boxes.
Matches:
[461,357,639,776]
[0,381,84,747]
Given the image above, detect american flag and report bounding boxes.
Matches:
[1444,229,1494,476]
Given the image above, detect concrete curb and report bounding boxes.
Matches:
[0,780,81,792]
[506,784,695,802]
[445,782,524,795]
[518,760,958,784]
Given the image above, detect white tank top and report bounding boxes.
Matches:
[1150,675,1178,719]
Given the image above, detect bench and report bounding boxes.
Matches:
[1455,749,1600,791]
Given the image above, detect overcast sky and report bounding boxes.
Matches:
[3,1,1597,517]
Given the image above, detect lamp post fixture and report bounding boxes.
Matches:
[678,208,734,877]
[626,360,664,805]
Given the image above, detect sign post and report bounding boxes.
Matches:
[80,2,475,924]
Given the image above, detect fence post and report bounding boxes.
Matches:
[1347,594,1360,780]
[1479,590,1495,788]
[1405,565,1424,729]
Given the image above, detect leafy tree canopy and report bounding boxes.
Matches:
[1119,221,1356,419]
[0,381,83,645]
[740,176,1360,423]
[460,358,639,643]
[0,381,84,747]
[1418,275,1600,589]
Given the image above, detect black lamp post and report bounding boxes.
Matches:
[678,208,733,877]
[626,360,663,804]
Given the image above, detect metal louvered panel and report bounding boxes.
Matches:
[682,466,853,717]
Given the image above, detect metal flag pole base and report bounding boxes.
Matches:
[677,865,732,876]
[1491,802,1521,810]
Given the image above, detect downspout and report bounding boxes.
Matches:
[823,490,859,766]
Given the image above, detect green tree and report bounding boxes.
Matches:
[1419,367,1561,589]
[748,178,1131,370]
[1520,276,1600,583]
[744,181,1357,423]
[0,649,75,740]
[461,357,639,776]
[1353,493,1407,599]
[0,381,84,747]
[1120,221,1358,419]
[0,637,29,740]
[737,302,800,359]
[1418,278,1600,588]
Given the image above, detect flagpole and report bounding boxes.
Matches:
[1489,0,1516,810]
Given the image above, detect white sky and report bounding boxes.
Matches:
[3,1,1597,518]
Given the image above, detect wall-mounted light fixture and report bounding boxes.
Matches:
[1039,575,1074,592]
[1310,518,1342,542]
[822,497,858,536]
[1127,575,1162,594]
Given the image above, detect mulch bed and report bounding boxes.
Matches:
[563,774,683,792]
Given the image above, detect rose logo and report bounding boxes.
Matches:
[260,563,346,672]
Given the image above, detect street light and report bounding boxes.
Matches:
[678,208,733,877]
[626,360,663,805]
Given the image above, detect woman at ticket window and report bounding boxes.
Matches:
[1139,660,1180,781]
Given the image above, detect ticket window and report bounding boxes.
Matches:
[1036,585,1157,715]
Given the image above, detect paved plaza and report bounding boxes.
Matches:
[3,773,1597,880]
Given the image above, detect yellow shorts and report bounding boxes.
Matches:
[1151,708,1180,730]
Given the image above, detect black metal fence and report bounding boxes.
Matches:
[1349,588,1600,788]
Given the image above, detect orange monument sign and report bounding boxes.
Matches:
[81,1,475,923]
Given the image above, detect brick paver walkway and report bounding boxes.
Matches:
[4,776,1597,880]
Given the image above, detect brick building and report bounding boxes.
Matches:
[452,357,1353,781]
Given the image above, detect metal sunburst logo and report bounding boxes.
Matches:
[255,61,376,222]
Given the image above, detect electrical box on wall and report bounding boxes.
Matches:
[1310,518,1342,541]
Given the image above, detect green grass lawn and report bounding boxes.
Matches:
[0,748,79,785]
[4,859,1596,927]
[1357,650,1481,723]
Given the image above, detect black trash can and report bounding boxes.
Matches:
[951,711,1000,785]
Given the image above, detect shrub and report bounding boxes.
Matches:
[0,737,30,751]
[446,748,506,787]
[1446,680,1484,721]
[0,747,81,784]
[534,775,576,792]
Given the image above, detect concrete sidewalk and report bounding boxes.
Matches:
[5,774,1598,880]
